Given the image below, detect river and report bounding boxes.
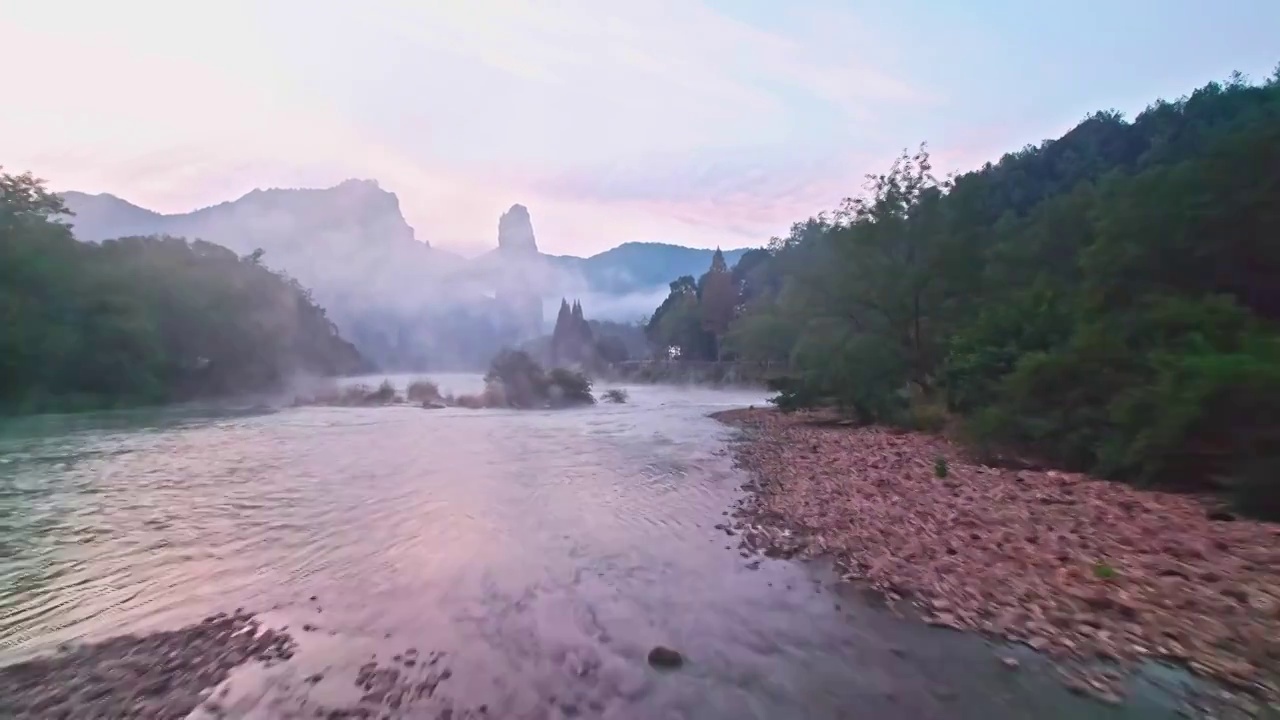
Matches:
[0,376,1195,719]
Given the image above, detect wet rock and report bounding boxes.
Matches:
[646,646,684,669]
[0,611,294,720]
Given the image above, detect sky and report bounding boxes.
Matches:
[2,0,1277,256]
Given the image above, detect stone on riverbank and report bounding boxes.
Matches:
[0,611,294,720]
[713,407,1280,711]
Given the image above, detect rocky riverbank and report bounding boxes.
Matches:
[713,408,1280,716]
[0,611,294,719]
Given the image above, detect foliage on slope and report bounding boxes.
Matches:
[652,69,1280,517]
[0,171,366,413]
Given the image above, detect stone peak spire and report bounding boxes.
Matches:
[497,204,538,253]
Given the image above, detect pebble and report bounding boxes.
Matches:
[711,407,1280,712]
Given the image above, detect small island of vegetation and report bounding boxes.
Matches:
[301,350,597,410]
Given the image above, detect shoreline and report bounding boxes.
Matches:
[0,608,461,719]
[0,611,294,719]
[712,407,1280,715]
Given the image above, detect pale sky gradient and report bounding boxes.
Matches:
[3,0,1277,255]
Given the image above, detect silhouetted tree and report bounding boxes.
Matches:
[550,298,598,367]
[700,248,738,359]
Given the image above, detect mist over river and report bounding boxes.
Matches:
[0,377,1194,718]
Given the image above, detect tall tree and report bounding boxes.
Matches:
[699,248,737,359]
[550,299,573,366]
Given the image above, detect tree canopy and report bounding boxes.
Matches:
[648,69,1280,517]
[645,248,740,361]
[0,170,366,413]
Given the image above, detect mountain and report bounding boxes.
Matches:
[62,180,458,287]
[60,184,749,368]
[549,242,749,296]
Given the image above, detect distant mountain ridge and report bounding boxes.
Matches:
[549,242,748,295]
[59,183,750,369]
[62,186,743,295]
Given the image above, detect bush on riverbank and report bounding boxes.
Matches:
[678,71,1280,518]
[608,361,776,386]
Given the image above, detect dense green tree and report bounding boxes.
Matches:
[0,170,365,413]
[645,249,748,361]
[648,71,1280,517]
[646,275,714,359]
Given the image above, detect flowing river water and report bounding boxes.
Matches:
[0,376,1198,719]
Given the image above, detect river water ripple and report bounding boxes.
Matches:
[0,377,1192,718]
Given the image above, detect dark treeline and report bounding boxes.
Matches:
[521,298,640,370]
[550,299,595,367]
[648,69,1280,518]
[1,171,367,413]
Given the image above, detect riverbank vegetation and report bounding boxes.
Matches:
[661,70,1280,519]
[1,171,367,414]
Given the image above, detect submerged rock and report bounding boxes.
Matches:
[647,646,684,669]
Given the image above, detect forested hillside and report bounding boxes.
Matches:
[1,171,366,413]
[652,70,1280,517]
